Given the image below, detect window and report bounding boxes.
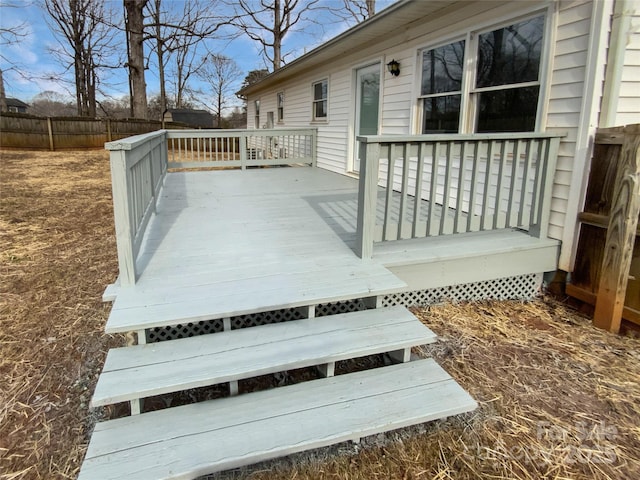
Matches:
[254,99,260,129]
[418,14,545,133]
[277,92,284,123]
[420,40,465,133]
[312,79,328,120]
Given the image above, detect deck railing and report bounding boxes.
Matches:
[166,128,317,169]
[107,128,317,285]
[106,130,168,285]
[355,133,562,258]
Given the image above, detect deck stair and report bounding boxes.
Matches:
[81,304,477,480]
[91,306,436,409]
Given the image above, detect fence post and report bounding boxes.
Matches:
[355,138,380,259]
[46,117,55,151]
[594,124,640,332]
[106,118,112,142]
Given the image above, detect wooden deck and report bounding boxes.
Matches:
[105,165,559,333]
[105,166,405,333]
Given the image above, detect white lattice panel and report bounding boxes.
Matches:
[147,319,225,343]
[230,308,306,329]
[382,273,542,307]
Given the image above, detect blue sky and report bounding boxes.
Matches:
[0,0,396,110]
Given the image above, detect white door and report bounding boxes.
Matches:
[354,64,380,173]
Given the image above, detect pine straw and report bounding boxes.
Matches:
[2,149,639,480]
[0,150,120,480]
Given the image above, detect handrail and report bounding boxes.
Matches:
[106,130,168,285]
[355,133,563,258]
[166,128,317,169]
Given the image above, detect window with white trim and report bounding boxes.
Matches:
[277,92,284,123]
[312,79,328,120]
[419,14,545,133]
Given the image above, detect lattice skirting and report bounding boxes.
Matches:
[146,299,371,343]
[145,273,542,343]
[382,272,543,308]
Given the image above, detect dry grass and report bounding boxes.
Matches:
[1,149,639,480]
[0,149,120,479]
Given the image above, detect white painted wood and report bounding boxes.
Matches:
[355,141,381,258]
[105,167,406,333]
[92,306,436,407]
[79,359,477,480]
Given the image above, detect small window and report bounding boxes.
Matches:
[254,99,260,129]
[277,92,284,123]
[312,79,328,120]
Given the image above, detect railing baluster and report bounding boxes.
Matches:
[383,144,396,241]
[466,141,480,232]
[439,141,453,236]
[518,140,534,227]
[412,142,424,238]
[427,142,440,237]
[454,141,467,234]
[397,143,410,240]
[480,140,495,231]
[493,140,508,230]
[506,139,522,228]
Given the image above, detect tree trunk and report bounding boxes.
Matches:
[0,70,7,112]
[124,0,148,119]
[273,0,281,70]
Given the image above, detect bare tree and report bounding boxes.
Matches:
[196,54,242,127]
[0,0,30,105]
[230,0,321,71]
[124,0,149,118]
[146,0,230,116]
[341,0,375,22]
[43,0,118,117]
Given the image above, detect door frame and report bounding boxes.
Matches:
[351,62,382,173]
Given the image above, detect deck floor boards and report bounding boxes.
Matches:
[105,166,558,333]
[106,167,405,333]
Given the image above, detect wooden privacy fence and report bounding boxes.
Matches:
[355,133,562,259]
[567,124,640,333]
[0,112,189,150]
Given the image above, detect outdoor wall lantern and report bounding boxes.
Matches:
[387,59,400,76]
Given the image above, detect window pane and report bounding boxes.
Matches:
[421,40,465,95]
[422,95,461,133]
[476,86,539,132]
[314,100,327,118]
[476,16,544,88]
[314,81,327,100]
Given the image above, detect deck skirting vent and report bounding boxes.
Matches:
[382,272,543,308]
[145,299,371,343]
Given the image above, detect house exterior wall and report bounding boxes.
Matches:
[617,4,640,126]
[244,0,628,272]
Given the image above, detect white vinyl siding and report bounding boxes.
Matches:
[243,0,626,270]
[617,9,640,126]
[545,0,594,244]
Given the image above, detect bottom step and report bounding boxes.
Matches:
[79,359,477,480]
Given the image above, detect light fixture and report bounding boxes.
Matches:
[387,59,400,76]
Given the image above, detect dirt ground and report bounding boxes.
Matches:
[1,149,639,480]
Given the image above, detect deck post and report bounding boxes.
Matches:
[529,136,560,239]
[109,149,136,286]
[355,138,380,259]
[311,129,317,167]
[240,133,248,170]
